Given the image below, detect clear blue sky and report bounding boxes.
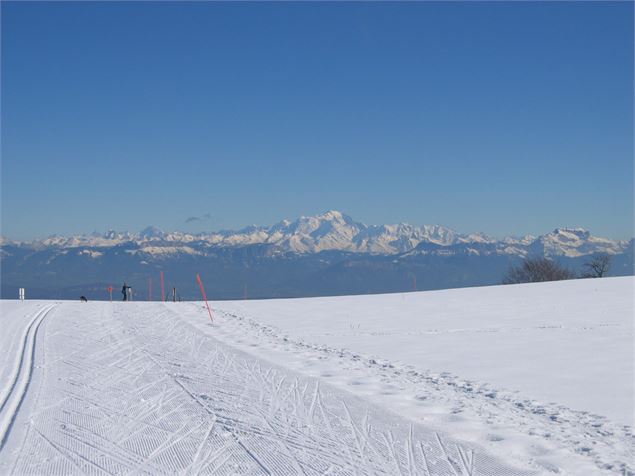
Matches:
[2,1,633,240]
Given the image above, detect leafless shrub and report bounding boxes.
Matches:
[581,254,611,278]
[503,257,575,284]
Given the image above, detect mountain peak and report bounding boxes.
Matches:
[533,227,617,257]
[316,210,357,227]
[139,226,165,240]
[552,227,589,234]
[6,213,629,259]
[320,210,344,220]
[548,228,591,241]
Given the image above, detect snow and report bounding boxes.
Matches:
[216,277,633,426]
[11,211,628,258]
[0,277,632,475]
[537,229,626,257]
[78,249,103,258]
[204,277,634,474]
[139,245,201,256]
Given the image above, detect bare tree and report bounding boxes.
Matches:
[503,257,575,284]
[582,254,611,278]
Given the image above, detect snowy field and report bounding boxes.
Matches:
[0,277,632,475]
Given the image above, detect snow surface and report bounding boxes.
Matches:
[216,277,634,426]
[5,210,629,257]
[0,277,633,475]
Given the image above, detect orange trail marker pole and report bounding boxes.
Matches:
[196,273,214,323]
[160,271,165,302]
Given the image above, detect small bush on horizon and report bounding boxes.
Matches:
[503,257,575,284]
[581,254,611,278]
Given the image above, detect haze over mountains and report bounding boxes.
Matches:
[1,211,633,300]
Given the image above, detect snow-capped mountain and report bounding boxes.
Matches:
[11,210,629,258]
[2,211,632,300]
[529,228,626,257]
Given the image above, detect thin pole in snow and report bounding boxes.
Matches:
[148,277,152,301]
[160,271,165,302]
[196,273,214,323]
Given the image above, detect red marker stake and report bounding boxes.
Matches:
[196,273,214,323]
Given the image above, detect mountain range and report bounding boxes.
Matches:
[1,211,632,300]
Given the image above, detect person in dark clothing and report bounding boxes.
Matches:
[122,282,129,301]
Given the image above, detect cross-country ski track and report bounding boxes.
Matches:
[0,279,632,475]
[0,304,56,449]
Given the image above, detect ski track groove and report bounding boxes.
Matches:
[2,302,539,475]
[0,304,56,451]
[0,306,52,413]
[184,419,217,475]
[32,425,89,476]
[216,307,635,476]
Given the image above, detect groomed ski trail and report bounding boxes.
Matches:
[1,302,534,475]
[0,304,56,450]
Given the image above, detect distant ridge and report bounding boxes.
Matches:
[3,210,629,258]
[2,211,632,300]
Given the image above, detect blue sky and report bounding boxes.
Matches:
[2,1,633,240]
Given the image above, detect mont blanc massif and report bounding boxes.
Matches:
[1,211,632,300]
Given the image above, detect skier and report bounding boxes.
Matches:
[122,282,130,301]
